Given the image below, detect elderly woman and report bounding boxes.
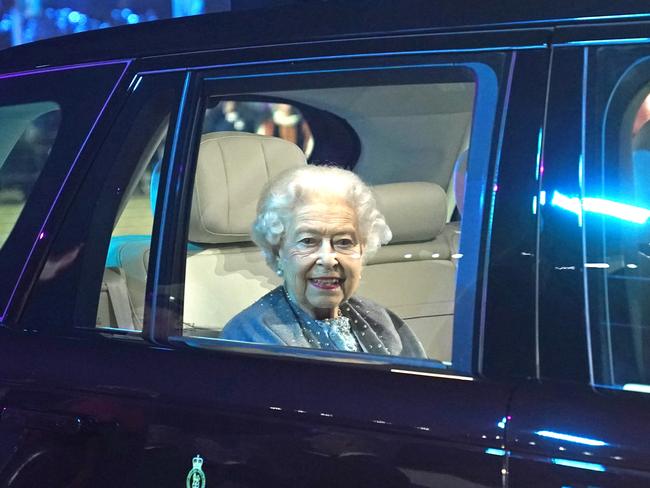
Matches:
[221,165,425,358]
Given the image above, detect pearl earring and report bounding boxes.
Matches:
[276,267,283,277]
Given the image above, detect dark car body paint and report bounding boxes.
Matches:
[0,2,649,487]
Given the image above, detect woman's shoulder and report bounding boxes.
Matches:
[347,295,426,358]
[221,287,299,344]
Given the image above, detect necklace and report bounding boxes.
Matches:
[315,315,357,351]
[281,286,358,351]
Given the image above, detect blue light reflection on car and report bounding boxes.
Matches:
[622,383,650,394]
[535,127,543,181]
[485,448,506,456]
[535,430,607,446]
[551,458,606,472]
[550,190,650,224]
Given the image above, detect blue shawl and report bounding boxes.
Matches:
[221,286,426,358]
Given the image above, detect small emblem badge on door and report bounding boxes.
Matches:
[186,454,206,488]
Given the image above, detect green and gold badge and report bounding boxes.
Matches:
[186,454,206,488]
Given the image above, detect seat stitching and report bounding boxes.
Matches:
[217,141,230,231]
[260,140,271,182]
[194,140,210,236]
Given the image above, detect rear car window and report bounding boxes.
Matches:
[183,82,475,365]
[0,61,129,320]
[0,102,60,246]
[169,60,498,372]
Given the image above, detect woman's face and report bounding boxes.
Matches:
[278,193,363,320]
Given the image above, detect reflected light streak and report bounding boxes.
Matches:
[551,458,606,472]
[536,430,607,446]
[131,76,143,92]
[535,127,543,181]
[623,383,650,393]
[485,448,506,456]
[552,191,650,224]
[391,369,473,381]
[584,197,650,224]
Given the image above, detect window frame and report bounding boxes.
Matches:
[146,50,511,376]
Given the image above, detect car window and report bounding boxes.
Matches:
[585,47,650,390]
[18,71,186,332]
[92,79,177,331]
[0,62,129,321]
[96,148,166,330]
[0,103,60,247]
[167,57,504,372]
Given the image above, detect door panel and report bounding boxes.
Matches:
[508,381,650,487]
[508,31,650,487]
[0,331,510,487]
[0,34,550,487]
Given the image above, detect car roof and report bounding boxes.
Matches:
[0,0,649,73]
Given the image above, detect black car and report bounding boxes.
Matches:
[0,1,650,487]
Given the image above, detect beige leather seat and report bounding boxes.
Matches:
[182,132,307,333]
[357,182,456,361]
[109,132,306,331]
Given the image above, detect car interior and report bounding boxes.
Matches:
[96,79,476,363]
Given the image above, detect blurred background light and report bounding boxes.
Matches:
[0,1,307,50]
[0,0,251,49]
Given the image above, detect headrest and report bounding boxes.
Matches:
[189,132,307,244]
[372,182,447,243]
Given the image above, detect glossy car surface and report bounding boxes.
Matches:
[0,1,650,487]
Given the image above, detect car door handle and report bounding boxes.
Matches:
[1,407,116,435]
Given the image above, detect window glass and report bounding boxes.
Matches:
[96,151,164,330]
[0,103,61,246]
[203,101,313,157]
[175,61,499,372]
[0,62,128,318]
[79,77,178,331]
[586,50,650,390]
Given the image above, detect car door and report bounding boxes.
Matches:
[507,24,650,487]
[2,30,548,488]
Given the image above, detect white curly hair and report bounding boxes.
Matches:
[251,165,392,271]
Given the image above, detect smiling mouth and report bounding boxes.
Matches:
[309,278,344,290]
